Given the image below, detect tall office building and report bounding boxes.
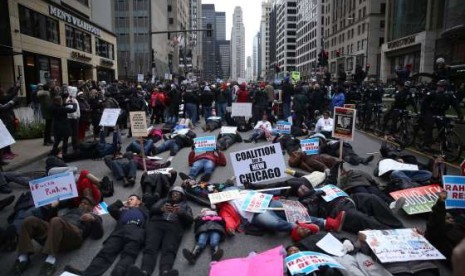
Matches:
[253,32,260,80]
[189,0,202,77]
[260,0,272,79]
[215,12,226,40]
[168,0,190,76]
[268,3,277,80]
[230,6,245,80]
[201,4,216,80]
[246,56,253,80]
[275,0,297,74]
[217,40,230,79]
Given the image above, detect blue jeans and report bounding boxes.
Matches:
[203,106,212,120]
[185,103,198,124]
[216,102,227,119]
[108,159,137,180]
[390,170,433,189]
[126,139,154,155]
[0,172,31,187]
[155,140,180,156]
[189,159,216,178]
[283,102,291,119]
[98,129,121,156]
[197,231,221,249]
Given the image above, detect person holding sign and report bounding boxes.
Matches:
[141,168,177,208]
[216,128,243,151]
[315,111,334,139]
[244,114,273,143]
[184,146,227,182]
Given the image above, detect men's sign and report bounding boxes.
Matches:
[443,175,465,209]
[0,119,15,149]
[220,126,237,134]
[332,107,356,141]
[208,190,242,204]
[300,138,319,155]
[99,108,121,127]
[230,143,286,185]
[285,251,345,275]
[231,103,252,117]
[240,191,273,213]
[29,172,78,207]
[315,185,348,202]
[390,185,443,215]
[194,136,216,152]
[281,199,312,223]
[129,111,148,137]
[275,121,292,134]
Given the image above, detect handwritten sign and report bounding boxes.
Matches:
[300,138,319,155]
[332,107,356,141]
[93,202,109,215]
[194,136,216,152]
[343,104,356,109]
[378,159,419,176]
[0,119,15,149]
[315,185,348,202]
[281,199,312,223]
[99,108,121,127]
[285,251,345,275]
[221,126,238,134]
[390,185,443,214]
[208,190,242,204]
[240,191,273,213]
[443,175,465,209]
[275,121,291,134]
[231,103,252,117]
[130,111,148,137]
[147,168,174,175]
[29,172,78,207]
[137,74,144,82]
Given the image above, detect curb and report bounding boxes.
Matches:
[2,150,50,172]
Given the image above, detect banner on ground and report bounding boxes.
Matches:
[300,138,319,155]
[129,111,148,137]
[231,103,253,117]
[315,184,348,202]
[147,168,174,175]
[230,143,286,185]
[285,251,345,275]
[93,202,109,215]
[0,119,16,149]
[332,107,356,141]
[208,190,242,204]
[240,191,273,213]
[29,171,78,207]
[390,184,443,215]
[343,104,356,109]
[281,199,312,223]
[99,108,121,127]
[194,136,216,152]
[275,121,292,134]
[359,228,446,263]
[443,175,465,209]
[221,126,238,134]
[378,159,419,176]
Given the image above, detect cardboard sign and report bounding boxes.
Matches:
[99,108,121,127]
[285,251,345,275]
[231,103,253,117]
[281,199,312,223]
[275,121,292,134]
[221,126,237,134]
[0,119,16,149]
[378,159,419,176]
[316,233,346,257]
[343,104,356,109]
[93,202,109,215]
[290,71,301,82]
[230,143,286,185]
[240,191,273,213]
[443,175,465,209]
[332,107,356,141]
[300,138,319,155]
[360,229,446,263]
[315,185,348,202]
[29,172,78,207]
[137,74,144,82]
[194,136,216,152]
[390,185,443,215]
[208,190,242,204]
[147,168,173,175]
[129,111,148,137]
[461,159,465,176]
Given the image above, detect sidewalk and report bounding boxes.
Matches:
[2,138,51,171]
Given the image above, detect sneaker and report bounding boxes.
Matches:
[162,161,171,168]
[39,262,56,276]
[128,177,136,186]
[123,178,130,188]
[0,195,15,211]
[11,260,30,275]
[325,211,346,232]
[179,172,191,181]
[244,139,252,143]
[361,155,374,165]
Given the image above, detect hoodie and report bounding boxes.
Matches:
[149,186,193,229]
[67,86,81,119]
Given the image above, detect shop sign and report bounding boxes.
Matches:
[49,6,101,36]
[387,35,416,50]
[71,51,92,62]
[100,59,114,67]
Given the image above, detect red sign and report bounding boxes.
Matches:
[461,159,465,176]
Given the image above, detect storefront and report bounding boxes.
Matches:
[96,58,115,82]
[23,52,62,102]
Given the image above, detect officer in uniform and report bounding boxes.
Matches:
[382,81,417,134]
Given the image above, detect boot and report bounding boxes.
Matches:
[182,245,202,265]
[325,211,346,232]
[361,155,374,165]
[211,246,224,261]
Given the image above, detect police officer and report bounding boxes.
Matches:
[382,81,417,134]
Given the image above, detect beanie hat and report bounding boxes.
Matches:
[302,171,326,188]
[291,222,319,242]
[169,186,185,196]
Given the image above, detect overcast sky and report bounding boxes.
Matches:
[201,0,262,59]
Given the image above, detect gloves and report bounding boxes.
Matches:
[342,240,354,253]
[66,105,74,109]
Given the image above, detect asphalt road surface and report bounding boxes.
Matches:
[0,125,456,276]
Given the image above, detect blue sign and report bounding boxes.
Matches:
[194,136,216,152]
[275,120,292,134]
[315,184,349,202]
[300,138,320,155]
[443,175,465,209]
[286,251,345,275]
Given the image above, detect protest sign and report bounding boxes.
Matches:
[209,246,284,276]
[129,111,148,137]
[315,185,348,202]
[194,136,216,152]
[93,202,109,215]
[221,126,238,134]
[285,251,345,275]
[240,191,273,213]
[230,143,286,185]
[300,138,319,155]
[390,185,443,215]
[147,168,174,175]
[281,199,312,223]
[443,175,465,209]
[461,159,465,176]
[29,172,78,207]
[359,228,446,263]
[316,233,345,257]
[378,159,419,176]
[291,71,301,83]
[275,121,292,134]
[60,272,80,276]
[208,190,242,204]
[231,103,252,117]
[137,74,144,82]
[0,119,16,149]
[99,108,121,127]
[332,107,356,141]
[343,104,356,109]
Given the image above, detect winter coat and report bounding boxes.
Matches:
[292,93,308,114]
[264,85,275,102]
[200,89,214,106]
[253,89,269,107]
[194,214,226,240]
[188,150,227,167]
[108,199,149,228]
[331,91,345,108]
[50,103,77,137]
[37,89,52,120]
[339,170,380,192]
[236,88,249,103]
[149,191,193,230]
[288,151,338,173]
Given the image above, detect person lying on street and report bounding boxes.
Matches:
[140,168,177,208]
[244,114,273,143]
[153,129,196,157]
[181,147,227,182]
[104,152,137,187]
[216,129,243,151]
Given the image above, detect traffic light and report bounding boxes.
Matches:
[323,50,329,66]
[336,50,341,58]
[366,64,371,72]
[274,64,281,73]
[206,23,212,37]
[318,52,323,66]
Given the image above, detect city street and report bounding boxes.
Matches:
[0,127,456,276]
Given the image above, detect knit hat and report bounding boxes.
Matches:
[302,171,326,188]
[169,186,185,196]
[291,222,319,241]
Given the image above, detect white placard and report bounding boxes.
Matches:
[137,74,144,82]
[208,190,242,204]
[231,103,252,117]
[316,233,346,257]
[130,111,148,137]
[332,107,356,141]
[229,143,286,185]
[29,171,78,207]
[220,126,237,134]
[0,119,15,149]
[378,159,419,176]
[147,156,163,160]
[147,168,173,175]
[99,108,121,127]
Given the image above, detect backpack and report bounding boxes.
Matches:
[100,176,114,198]
[79,141,100,159]
[235,117,252,132]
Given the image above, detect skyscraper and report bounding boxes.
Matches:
[260,0,272,79]
[230,6,245,80]
[275,0,297,74]
[253,32,261,80]
[215,12,226,41]
[201,4,216,80]
[246,55,253,80]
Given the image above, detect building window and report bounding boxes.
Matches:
[18,5,59,44]
[380,20,385,28]
[76,0,89,6]
[168,5,172,12]
[65,25,92,53]
[96,38,115,60]
[169,18,174,24]
[380,3,386,13]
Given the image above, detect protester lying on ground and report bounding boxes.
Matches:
[66,195,148,276]
[180,177,235,207]
[290,121,310,137]
[285,245,344,276]
[128,186,193,276]
[216,128,242,151]
[132,154,172,171]
[272,134,301,155]
[0,170,42,194]
[126,138,154,156]
[288,151,340,182]
[244,114,273,143]
[12,196,103,276]
[318,135,374,165]
[183,147,227,182]
[153,129,196,157]
[182,208,226,265]
[140,168,177,208]
[173,118,194,131]
[0,195,14,211]
[104,152,137,187]
[202,115,222,132]
[339,169,394,204]
[314,111,334,139]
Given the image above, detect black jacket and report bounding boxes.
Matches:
[108,200,149,228]
[194,215,226,240]
[50,103,77,136]
[60,208,103,240]
[150,197,193,230]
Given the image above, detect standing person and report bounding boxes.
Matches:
[88,89,104,141]
[200,86,214,121]
[0,83,19,162]
[252,83,269,123]
[128,186,193,276]
[77,92,91,142]
[37,84,53,146]
[236,82,249,103]
[183,87,200,125]
[281,77,294,119]
[167,84,182,124]
[66,86,81,152]
[50,96,77,155]
[215,83,229,120]
[150,88,166,124]
[330,84,345,110]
